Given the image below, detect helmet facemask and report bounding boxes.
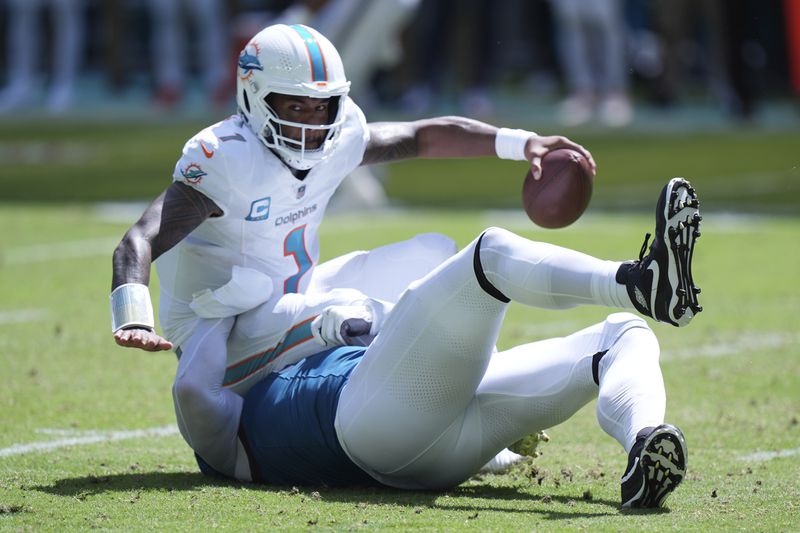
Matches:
[257,94,345,171]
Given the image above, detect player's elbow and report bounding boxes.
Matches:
[113,227,148,262]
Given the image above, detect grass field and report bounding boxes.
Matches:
[1,118,799,213]
[1,120,799,530]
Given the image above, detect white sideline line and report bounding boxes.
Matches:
[662,332,798,360]
[738,448,800,462]
[508,320,586,338]
[36,428,92,436]
[0,425,179,458]
[92,202,149,224]
[0,308,49,325]
[2,238,120,264]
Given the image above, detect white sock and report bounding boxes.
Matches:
[479,227,635,311]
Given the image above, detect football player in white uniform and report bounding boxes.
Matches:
[110,23,596,389]
[111,24,703,494]
[172,176,702,508]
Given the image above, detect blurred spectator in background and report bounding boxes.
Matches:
[0,0,793,121]
[649,0,765,120]
[146,0,231,109]
[650,0,728,110]
[496,0,560,99]
[399,0,497,117]
[100,0,130,94]
[548,0,633,127]
[0,0,85,114]
[719,1,759,119]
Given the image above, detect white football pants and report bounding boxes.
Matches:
[186,233,458,395]
[335,227,664,489]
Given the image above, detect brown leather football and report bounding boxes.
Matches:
[522,149,593,228]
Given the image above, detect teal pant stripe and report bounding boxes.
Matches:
[223,321,315,386]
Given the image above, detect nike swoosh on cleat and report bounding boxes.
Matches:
[646,260,659,318]
[634,286,649,313]
[621,457,640,483]
[200,141,214,158]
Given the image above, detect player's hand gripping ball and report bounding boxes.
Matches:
[522,149,593,228]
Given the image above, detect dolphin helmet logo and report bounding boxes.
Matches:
[238,43,263,81]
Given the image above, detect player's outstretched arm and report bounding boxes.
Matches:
[361,118,596,179]
[111,182,222,351]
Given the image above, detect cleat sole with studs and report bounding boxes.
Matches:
[622,424,688,509]
[636,425,687,508]
[662,178,702,326]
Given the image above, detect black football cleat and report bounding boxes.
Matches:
[616,177,703,327]
[620,424,687,509]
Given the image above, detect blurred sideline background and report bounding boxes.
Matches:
[0,0,798,214]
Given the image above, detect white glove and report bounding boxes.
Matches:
[311,304,374,348]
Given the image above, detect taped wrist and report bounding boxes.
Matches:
[110,283,155,332]
[495,128,537,161]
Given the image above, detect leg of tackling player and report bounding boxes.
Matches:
[336,219,692,506]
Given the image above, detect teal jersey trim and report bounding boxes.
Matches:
[223,318,316,387]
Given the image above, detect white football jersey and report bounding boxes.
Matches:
[156,97,370,348]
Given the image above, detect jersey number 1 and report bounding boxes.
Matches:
[283,225,312,294]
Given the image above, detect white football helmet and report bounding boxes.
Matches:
[236,24,351,170]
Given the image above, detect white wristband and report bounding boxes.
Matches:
[495,128,536,161]
[110,283,155,332]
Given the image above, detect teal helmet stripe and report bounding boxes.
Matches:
[289,24,328,82]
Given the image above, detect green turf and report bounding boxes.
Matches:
[1,119,799,214]
[385,129,800,214]
[1,203,799,531]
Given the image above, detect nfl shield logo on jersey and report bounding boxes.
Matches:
[245,197,271,221]
[296,185,306,199]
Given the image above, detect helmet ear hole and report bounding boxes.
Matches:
[242,89,251,113]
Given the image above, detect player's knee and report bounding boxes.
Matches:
[603,312,658,351]
[478,226,514,248]
[477,227,526,258]
[606,312,647,328]
[480,226,512,240]
[604,312,651,335]
[595,314,660,385]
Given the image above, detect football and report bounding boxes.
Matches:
[522,149,593,228]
